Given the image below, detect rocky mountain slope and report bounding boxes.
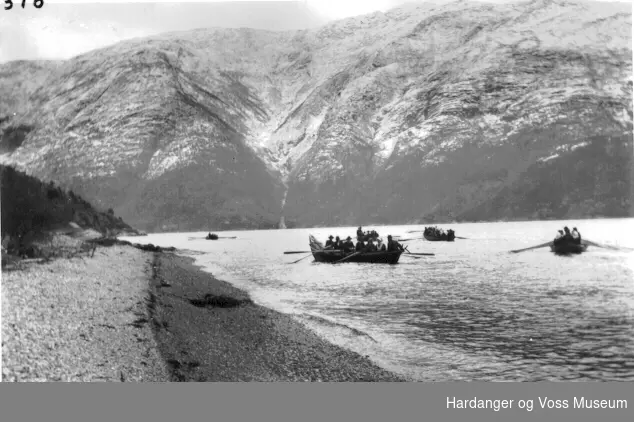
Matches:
[1,0,632,231]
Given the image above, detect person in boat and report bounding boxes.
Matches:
[355,239,364,252]
[377,238,387,251]
[563,227,573,241]
[325,235,335,249]
[553,230,564,245]
[342,236,355,253]
[334,236,342,249]
[365,238,377,252]
[387,235,404,252]
[571,227,581,245]
[357,226,364,239]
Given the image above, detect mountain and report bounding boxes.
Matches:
[0,0,631,232]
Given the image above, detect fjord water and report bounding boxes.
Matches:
[122,219,634,381]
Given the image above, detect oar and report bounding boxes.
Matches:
[284,244,336,254]
[404,246,435,257]
[334,252,361,264]
[509,241,553,254]
[401,245,420,258]
[289,253,314,264]
[455,236,469,240]
[583,239,633,251]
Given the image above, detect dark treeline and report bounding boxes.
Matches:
[1,164,137,245]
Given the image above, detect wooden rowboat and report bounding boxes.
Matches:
[423,233,455,242]
[311,249,403,264]
[309,235,402,264]
[550,241,588,255]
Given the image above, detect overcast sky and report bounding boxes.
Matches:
[0,0,630,63]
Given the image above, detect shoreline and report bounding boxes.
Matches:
[2,242,407,381]
[148,251,407,382]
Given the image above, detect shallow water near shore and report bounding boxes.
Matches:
[122,218,634,381]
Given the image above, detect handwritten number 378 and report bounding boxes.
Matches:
[5,0,45,10]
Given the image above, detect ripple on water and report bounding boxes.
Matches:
[123,219,634,381]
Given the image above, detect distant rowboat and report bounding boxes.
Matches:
[550,241,588,255]
[423,232,455,242]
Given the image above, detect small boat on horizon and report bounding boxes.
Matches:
[510,227,593,255]
[202,233,237,240]
[423,227,456,242]
[550,226,586,255]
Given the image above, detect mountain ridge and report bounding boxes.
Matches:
[1,0,631,231]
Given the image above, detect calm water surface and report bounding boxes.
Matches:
[122,219,634,381]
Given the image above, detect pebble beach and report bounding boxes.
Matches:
[2,245,169,382]
[1,243,406,382]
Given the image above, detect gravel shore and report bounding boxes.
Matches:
[2,245,169,382]
[2,244,406,382]
[149,253,406,381]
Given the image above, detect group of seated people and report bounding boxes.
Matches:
[424,226,455,239]
[356,227,380,242]
[324,227,405,253]
[554,226,582,245]
[325,235,355,252]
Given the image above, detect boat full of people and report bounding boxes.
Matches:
[309,227,405,264]
[423,226,456,242]
[550,226,587,254]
